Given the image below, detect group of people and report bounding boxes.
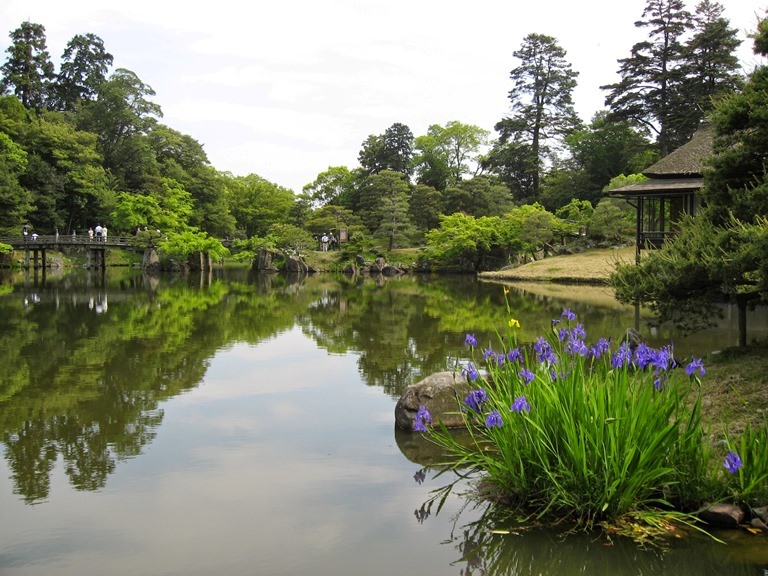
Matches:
[88,225,108,241]
[21,224,37,242]
[21,223,108,241]
[319,232,338,252]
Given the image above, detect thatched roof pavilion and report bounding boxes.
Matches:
[611,125,713,258]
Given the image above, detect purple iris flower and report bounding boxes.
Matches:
[589,338,611,359]
[463,362,480,382]
[518,367,535,385]
[511,395,531,413]
[507,348,523,363]
[685,357,706,377]
[724,450,743,475]
[464,388,489,412]
[485,410,503,428]
[413,405,432,432]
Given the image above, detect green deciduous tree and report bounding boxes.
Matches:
[18,111,112,233]
[555,198,594,238]
[548,112,656,207]
[0,21,55,110]
[487,33,580,200]
[304,204,362,238]
[502,203,565,260]
[424,213,505,271]
[111,177,193,233]
[79,68,163,191]
[413,121,489,189]
[302,165,356,208]
[0,130,31,234]
[228,174,295,238]
[147,124,235,237]
[266,223,318,255]
[157,229,229,262]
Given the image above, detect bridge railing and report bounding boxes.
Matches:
[0,235,136,248]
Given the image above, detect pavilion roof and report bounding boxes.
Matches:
[612,124,713,196]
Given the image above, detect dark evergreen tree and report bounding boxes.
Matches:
[611,16,768,345]
[487,33,580,200]
[600,0,742,156]
[358,122,413,176]
[408,184,443,233]
[671,0,743,140]
[54,33,114,111]
[0,22,55,110]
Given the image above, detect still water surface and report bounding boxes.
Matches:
[1,267,767,575]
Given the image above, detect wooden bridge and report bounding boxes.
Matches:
[0,234,139,269]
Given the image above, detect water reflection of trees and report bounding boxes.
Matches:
[0,268,644,504]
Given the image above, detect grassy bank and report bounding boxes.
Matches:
[478,246,637,284]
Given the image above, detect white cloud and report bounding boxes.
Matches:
[0,0,761,192]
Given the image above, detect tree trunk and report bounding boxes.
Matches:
[737,295,748,348]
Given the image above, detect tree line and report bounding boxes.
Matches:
[0,0,749,267]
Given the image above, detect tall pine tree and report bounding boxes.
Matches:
[602,0,692,156]
[486,33,580,200]
[602,0,742,155]
[0,21,55,111]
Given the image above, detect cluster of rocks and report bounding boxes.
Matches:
[253,249,416,276]
[253,249,317,274]
[341,255,410,276]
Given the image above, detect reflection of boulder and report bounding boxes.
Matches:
[395,371,472,430]
[393,424,472,466]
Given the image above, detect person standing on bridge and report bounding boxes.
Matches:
[102,226,108,242]
[22,224,28,243]
[94,224,103,241]
[88,228,94,241]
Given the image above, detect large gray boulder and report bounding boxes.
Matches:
[254,248,276,272]
[395,371,472,431]
[142,248,160,270]
[284,255,309,273]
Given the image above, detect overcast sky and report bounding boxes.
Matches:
[1,0,762,192]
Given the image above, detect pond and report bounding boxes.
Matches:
[1,267,767,576]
